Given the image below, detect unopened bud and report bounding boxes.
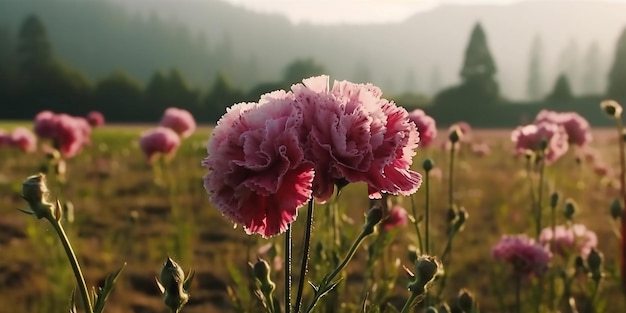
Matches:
[454,207,469,232]
[363,205,383,235]
[448,126,462,143]
[600,100,623,119]
[423,158,434,172]
[574,255,587,274]
[549,192,559,209]
[456,288,476,312]
[447,207,457,223]
[539,139,549,151]
[610,199,623,220]
[156,257,194,313]
[586,249,603,273]
[21,174,56,220]
[253,258,276,295]
[564,199,577,220]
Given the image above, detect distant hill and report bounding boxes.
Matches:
[1,0,625,99]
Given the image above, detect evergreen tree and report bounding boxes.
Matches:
[608,27,626,100]
[582,41,603,95]
[93,71,144,122]
[556,39,580,93]
[460,22,497,82]
[526,34,544,100]
[282,58,326,84]
[17,14,53,78]
[203,72,244,123]
[546,73,573,102]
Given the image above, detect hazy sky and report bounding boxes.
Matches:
[222,0,626,24]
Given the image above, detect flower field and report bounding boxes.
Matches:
[1,84,626,312]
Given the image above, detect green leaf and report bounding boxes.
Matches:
[226,262,251,304]
[68,288,77,313]
[385,302,401,313]
[17,208,35,215]
[93,262,126,313]
[183,269,195,291]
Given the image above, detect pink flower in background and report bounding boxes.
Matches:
[408,109,437,147]
[139,127,181,163]
[86,111,105,127]
[0,129,8,147]
[34,110,57,139]
[511,121,569,163]
[33,111,92,158]
[535,110,591,146]
[593,163,612,177]
[471,142,491,157]
[160,107,196,139]
[8,127,37,153]
[382,205,409,231]
[492,234,552,278]
[450,121,472,142]
[202,91,314,238]
[292,75,422,202]
[539,224,598,257]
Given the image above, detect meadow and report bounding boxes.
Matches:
[0,120,624,313]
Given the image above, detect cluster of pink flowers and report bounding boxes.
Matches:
[492,234,552,278]
[34,111,92,158]
[408,109,437,147]
[511,110,591,164]
[539,224,597,258]
[86,111,105,128]
[202,75,422,238]
[139,107,196,163]
[0,127,37,153]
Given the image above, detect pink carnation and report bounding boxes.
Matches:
[471,142,491,157]
[202,91,314,238]
[539,224,597,257]
[408,109,437,147]
[535,110,591,146]
[33,111,92,158]
[511,122,569,164]
[381,205,409,231]
[86,111,105,127]
[492,234,552,278]
[160,107,196,139]
[139,127,181,164]
[0,129,8,147]
[292,75,422,202]
[7,127,37,153]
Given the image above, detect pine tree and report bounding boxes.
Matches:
[582,41,602,95]
[460,22,497,82]
[17,15,53,77]
[607,27,626,100]
[546,73,573,102]
[526,34,544,100]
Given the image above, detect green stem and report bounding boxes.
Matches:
[448,142,455,209]
[515,276,521,313]
[425,171,430,254]
[285,223,292,313]
[47,216,93,313]
[399,293,418,313]
[305,229,370,313]
[536,153,546,239]
[550,203,556,309]
[409,195,424,254]
[294,200,315,313]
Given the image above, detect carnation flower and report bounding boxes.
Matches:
[139,127,181,164]
[492,234,552,278]
[86,111,105,127]
[381,205,409,231]
[33,111,92,158]
[408,109,437,147]
[539,224,598,257]
[7,127,37,153]
[535,109,591,146]
[471,142,491,157]
[202,91,314,238]
[160,107,196,139]
[510,122,569,164]
[292,75,421,202]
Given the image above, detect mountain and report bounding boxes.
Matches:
[1,0,624,99]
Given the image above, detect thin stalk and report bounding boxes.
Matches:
[515,276,521,313]
[616,117,626,297]
[550,203,556,310]
[285,224,292,313]
[536,153,546,239]
[525,156,537,222]
[399,293,418,313]
[409,195,424,254]
[304,229,370,313]
[425,171,431,254]
[294,200,315,313]
[47,216,93,313]
[448,143,455,208]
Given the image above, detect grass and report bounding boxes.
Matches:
[0,123,624,312]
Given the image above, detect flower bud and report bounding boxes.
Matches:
[447,206,457,223]
[539,139,549,151]
[363,205,383,235]
[253,258,276,295]
[422,158,434,172]
[610,199,623,220]
[156,257,193,313]
[563,199,577,220]
[574,255,587,274]
[454,207,468,232]
[456,288,476,312]
[586,248,603,273]
[549,192,559,209]
[448,126,462,143]
[21,174,56,220]
[408,255,442,295]
[600,100,623,119]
